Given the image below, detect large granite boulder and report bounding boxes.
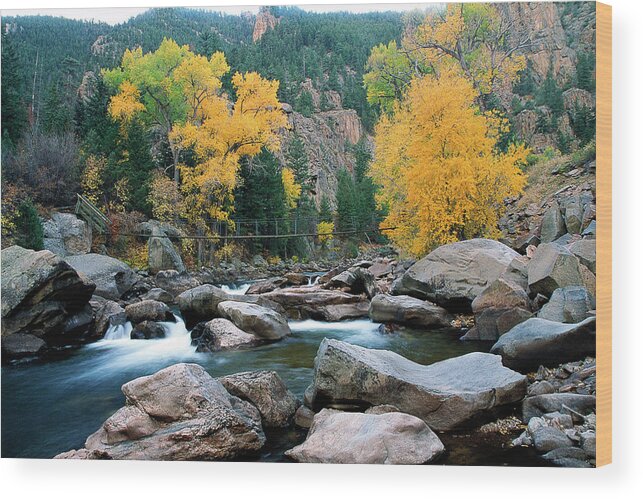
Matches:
[285,409,445,464]
[55,363,265,460]
[537,286,595,323]
[190,319,259,352]
[463,277,533,341]
[393,239,519,311]
[147,226,185,274]
[219,371,299,428]
[540,201,567,243]
[262,287,369,321]
[125,300,175,325]
[368,294,452,328]
[1,333,47,359]
[527,243,583,297]
[307,339,527,431]
[490,317,596,371]
[217,301,290,340]
[1,246,95,356]
[89,297,125,338]
[43,213,92,257]
[154,270,201,297]
[64,253,137,300]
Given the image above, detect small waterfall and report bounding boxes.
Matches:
[306,275,320,286]
[104,321,133,341]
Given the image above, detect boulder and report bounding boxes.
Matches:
[125,300,174,324]
[1,246,95,350]
[147,227,185,274]
[283,272,309,286]
[368,294,452,328]
[130,321,166,340]
[568,239,596,274]
[326,267,377,298]
[579,264,596,299]
[190,319,259,352]
[527,243,583,296]
[294,406,315,429]
[531,426,574,453]
[89,297,125,338]
[540,201,566,243]
[582,220,596,238]
[177,284,284,328]
[262,287,368,321]
[219,371,299,428]
[514,234,540,255]
[43,213,92,257]
[464,278,533,341]
[246,277,286,295]
[285,409,445,464]
[140,288,174,304]
[65,253,137,300]
[394,239,519,311]
[537,286,595,323]
[490,317,596,371]
[307,339,527,431]
[56,363,265,460]
[522,394,596,422]
[217,301,290,340]
[154,270,201,297]
[563,196,583,235]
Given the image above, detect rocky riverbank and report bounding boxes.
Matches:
[3,195,597,466]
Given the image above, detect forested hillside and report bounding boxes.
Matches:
[1,3,596,266]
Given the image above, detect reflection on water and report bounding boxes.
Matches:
[2,312,534,464]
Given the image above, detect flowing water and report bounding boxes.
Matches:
[1,306,547,465]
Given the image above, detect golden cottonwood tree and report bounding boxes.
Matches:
[369,70,528,257]
[103,38,287,225]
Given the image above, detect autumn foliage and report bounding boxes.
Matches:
[369,70,528,257]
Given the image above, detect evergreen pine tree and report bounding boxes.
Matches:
[1,34,27,148]
[15,199,44,250]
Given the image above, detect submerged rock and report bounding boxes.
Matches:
[368,294,452,328]
[285,409,445,464]
[307,339,527,431]
[56,363,265,460]
[490,317,595,371]
[394,239,518,311]
[219,370,299,428]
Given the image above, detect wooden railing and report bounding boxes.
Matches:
[75,193,110,235]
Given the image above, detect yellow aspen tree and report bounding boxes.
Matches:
[370,70,528,257]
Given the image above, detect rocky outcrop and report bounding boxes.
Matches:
[252,7,280,42]
[307,339,527,431]
[537,286,594,323]
[368,294,452,329]
[56,363,265,460]
[1,246,96,357]
[219,371,299,428]
[64,253,137,300]
[285,409,445,464]
[43,213,92,257]
[527,243,583,296]
[190,318,259,352]
[490,317,596,371]
[262,287,369,321]
[394,239,519,311]
[217,301,291,340]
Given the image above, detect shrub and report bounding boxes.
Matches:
[15,199,44,250]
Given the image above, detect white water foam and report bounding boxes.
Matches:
[221,283,251,295]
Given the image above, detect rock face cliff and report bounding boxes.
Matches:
[253,8,280,42]
[276,81,366,209]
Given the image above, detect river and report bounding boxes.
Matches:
[1,290,548,465]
